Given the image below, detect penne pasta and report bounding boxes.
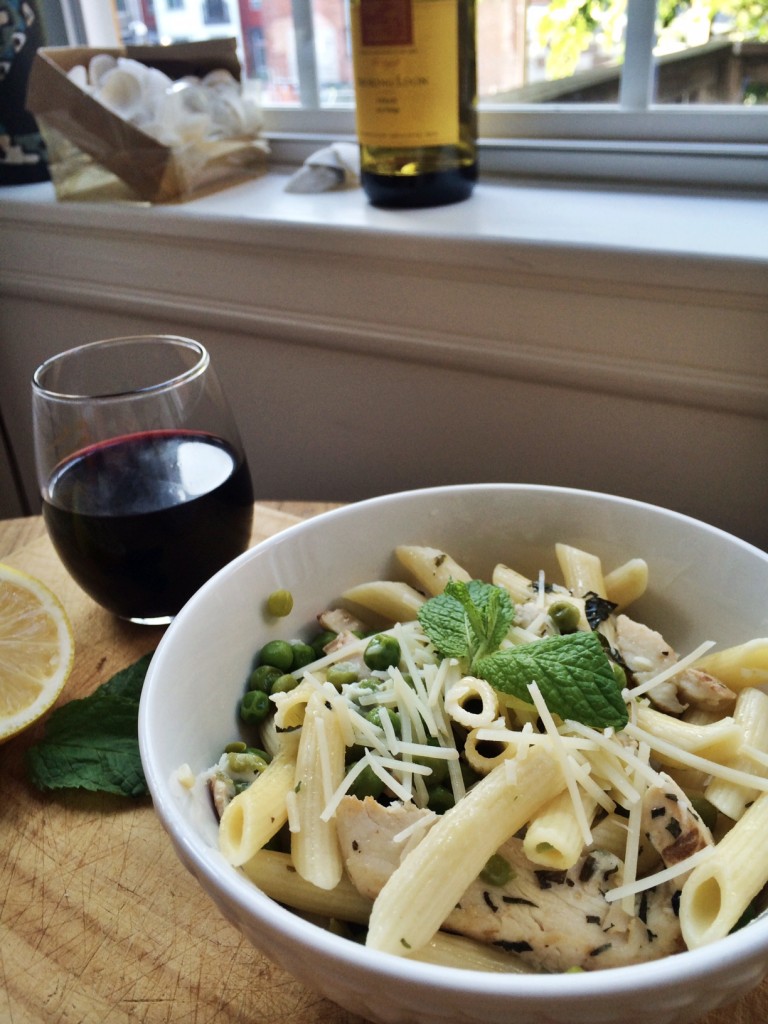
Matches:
[524,788,598,870]
[705,687,768,821]
[409,932,535,974]
[343,579,426,624]
[444,676,500,729]
[603,557,648,611]
[491,563,534,604]
[291,688,346,890]
[395,545,471,596]
[555,542,606,598]
[219,745,297,867]
[242,849,372,924]
[635,704,742,764]
[272,677,317,730]
[680,790,768,948]
[366,746,566,957]
[695,638,768,690]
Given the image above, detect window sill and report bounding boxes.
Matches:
[4,170,768,284]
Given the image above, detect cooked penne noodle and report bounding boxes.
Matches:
[395,545,471,596]
[695,638,768,690]
[491,564,534,604]
[705,687,768,821]
[343,580,426,623]
[680,790,768,948]
[463,728,517,775]
[603,558,648,611]
[273,677,317,730]
[524,788,598,870]
[366,746,566,957]
[635,704,742,764]
[242,849,372,924]
[219,745,297,866]
[444,676,499,729]
[291,688,346,890]
[409,932,535,974]
[555,542,606,598]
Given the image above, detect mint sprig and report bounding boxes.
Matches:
[418,580,515,671]
[26,653,152,797]
[418,581,627,731]
[476,632,628,730]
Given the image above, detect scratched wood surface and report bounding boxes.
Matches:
[1,503,767,1024]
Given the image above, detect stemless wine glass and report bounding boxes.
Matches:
[32,335,255,625]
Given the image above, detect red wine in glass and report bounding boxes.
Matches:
[42,430,254,622]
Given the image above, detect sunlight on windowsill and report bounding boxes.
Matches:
[3,168,768,278]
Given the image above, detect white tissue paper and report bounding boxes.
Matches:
[284,142,360,193]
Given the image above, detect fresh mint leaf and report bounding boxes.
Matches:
[475,631,628,730]
[418,580,514,669]
[25,653,153,797]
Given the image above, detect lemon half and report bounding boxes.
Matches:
[0,563,75,742]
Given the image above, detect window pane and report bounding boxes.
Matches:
[654,1,768,105]
[118,0,768,110]
[481,0,627,105]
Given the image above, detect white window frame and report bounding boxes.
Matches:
[52,0,768,191]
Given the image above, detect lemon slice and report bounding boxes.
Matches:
[0,563,75,742]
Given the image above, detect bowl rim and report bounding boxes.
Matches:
[139,482,768,1001]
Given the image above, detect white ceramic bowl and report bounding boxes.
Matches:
[139,484,768,1024]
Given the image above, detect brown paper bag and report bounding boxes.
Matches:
[26,40,267,203]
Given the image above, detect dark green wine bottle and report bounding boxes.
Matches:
[350,0,477,208]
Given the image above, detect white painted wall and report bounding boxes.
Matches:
[1,174,767,550]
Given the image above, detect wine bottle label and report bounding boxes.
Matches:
[352,0,460,149]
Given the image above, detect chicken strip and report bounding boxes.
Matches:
[641,773,714,867]
[335,796,683,972]
[615,615,736,716]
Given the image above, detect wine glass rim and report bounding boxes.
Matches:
[32,335,209,401]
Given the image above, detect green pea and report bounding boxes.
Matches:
[427,785,455,814]
[258,639,294,671]
[224,741,247,753]
[271,673,299,694]
[348,763,385,800]
[246,746,272,763]
[327,664,359,688]
[240,688,271,725]
[548,600,581,634]
[248,664,282,693]
[266,588,294,617]
[227,750,269,774]
[480,853,513,887]
[311,629,337,657]
[363,634,401,671]
[611,661,627,688]
[363,706,401,737]
[291,641,317,669]
[356,678,381,692]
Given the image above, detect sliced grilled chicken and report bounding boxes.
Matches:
[641,773,714,867]
[615,615,735,716]
[335,796,683,972]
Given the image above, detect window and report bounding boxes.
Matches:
[202,0,231,24]
[58,0,768,188]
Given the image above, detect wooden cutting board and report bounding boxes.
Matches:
[1,504,767,1024]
